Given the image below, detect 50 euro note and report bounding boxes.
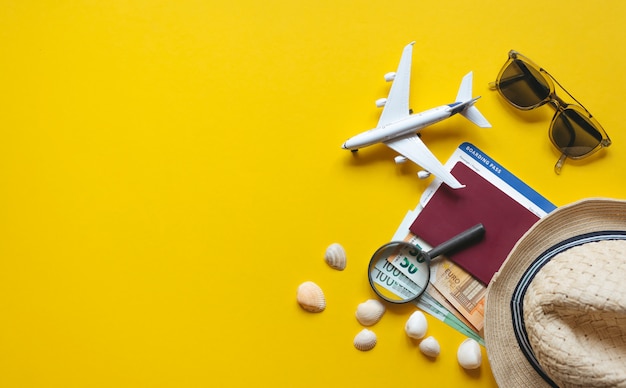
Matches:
[374,235,483,343]
[430,258,486,331]
[388,233,486,333]
[371,257,484,345]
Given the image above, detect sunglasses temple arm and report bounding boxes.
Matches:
[554,154,567,175]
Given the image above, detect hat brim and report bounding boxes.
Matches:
[484,198,626,387]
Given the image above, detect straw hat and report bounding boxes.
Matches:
[484,198,626,388]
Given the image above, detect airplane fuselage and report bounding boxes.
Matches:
[342,104,456,150]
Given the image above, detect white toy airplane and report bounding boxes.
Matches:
[341,42,491,189]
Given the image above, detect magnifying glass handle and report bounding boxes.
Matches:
[427,223,485,259]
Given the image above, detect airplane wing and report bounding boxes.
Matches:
[384,134,465,189]
[377,42,415,128]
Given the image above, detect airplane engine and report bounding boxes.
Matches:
[417,171,431,179]
[394,156,408,164]
[384,72,396,82]
[375,98,387,108]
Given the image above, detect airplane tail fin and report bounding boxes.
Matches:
[455,71,474,103]
[455,71,492,128]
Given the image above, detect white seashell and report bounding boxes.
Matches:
[296,281,326,313]
[353,328,377,351]
[324,243,347,270]
[457,338,482,369]
[419,336,440,358]
[405,311,428,339]
[355,299,385,326]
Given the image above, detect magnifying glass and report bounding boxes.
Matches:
[367,223,485,304]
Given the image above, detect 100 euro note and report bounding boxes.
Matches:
[386,232,485,333]
[371,252,484,344]
[377,209,485,344]
[395,232,486,332]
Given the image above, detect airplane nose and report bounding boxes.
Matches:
[341,142,348,149]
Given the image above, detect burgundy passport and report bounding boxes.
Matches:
[409,162,539,285]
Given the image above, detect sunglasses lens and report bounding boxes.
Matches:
[551,108,602,157]
[498,59,551,108]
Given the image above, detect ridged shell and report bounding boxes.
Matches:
[353,329,377,351]
[355,299,385,326]
[419,336,440,358]
[457,338,482,369]
[296,281,326,313]
[405,310,428,339]
[324,243,346,270]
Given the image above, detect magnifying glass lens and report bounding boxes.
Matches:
[367,241,430,303]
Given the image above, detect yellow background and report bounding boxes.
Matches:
[1,1,625,387]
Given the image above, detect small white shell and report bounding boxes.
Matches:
[296,281,326,313]
[324,243,347,270]
[353,328,377,351]
[355,299,385,326]
[419,336,440,358]
[405,311,428,339]
[457,338,482,369]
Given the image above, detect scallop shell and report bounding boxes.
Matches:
[353,328,377,351]
[405,310,428,339]
[324,243,346,270]
[296,281,326,313]
[419,336,440,358]
[355,299,385,326]
[457,338,482,369]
